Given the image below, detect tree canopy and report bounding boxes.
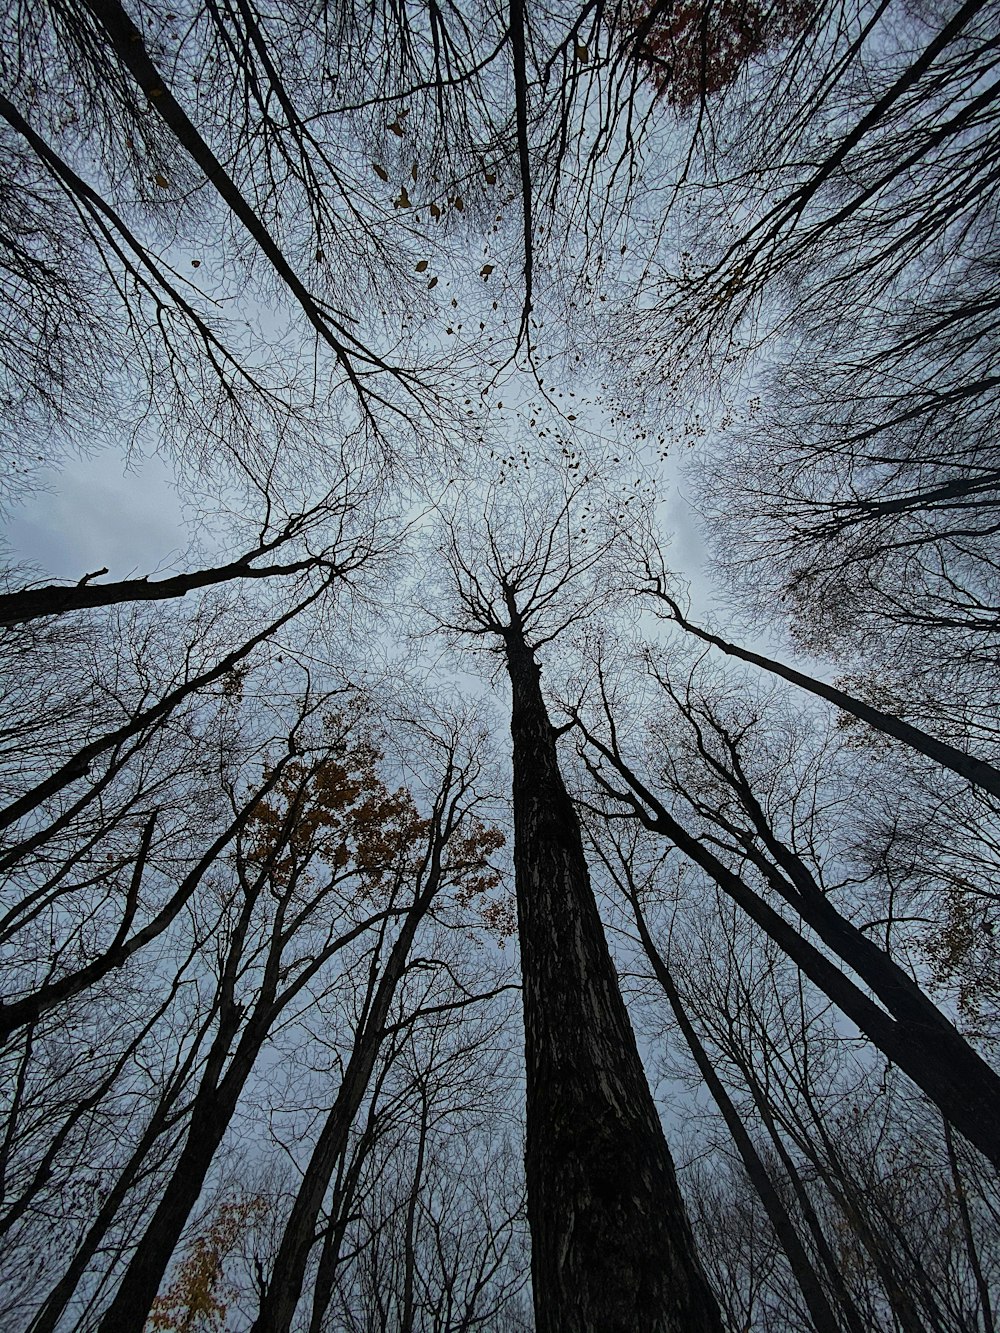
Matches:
[2,0,999,1329]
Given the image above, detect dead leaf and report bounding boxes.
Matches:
[415,260,429,272]
[372,164,389,181]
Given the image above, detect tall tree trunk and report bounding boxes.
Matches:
[400,1082,429,1333]
[29,1111,186,1333]
[250,882,439,1333]
[581,724,1000,1167]
[732,1045,928,1333]
[653,593,1000,798]
[306,1110,382,1333]
[93,1013,259,1333]
[942,1118,995,1333]
[503,621,722,1333]
[737,1074,869,1333]
[626,889,844,1333]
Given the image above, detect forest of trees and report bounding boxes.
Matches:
[1,0,998,1328]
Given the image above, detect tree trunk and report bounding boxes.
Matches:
[504,624,722,1333]
[627,891,844,1333]
[655,594,1000,799]
[0,553,320,626]
[582,725,1000,1167]
[93,1016,258,1333]
[250,884,439,1333]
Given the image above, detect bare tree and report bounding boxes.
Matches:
[435,475,722,1331]
[570,650,1000,1166]
[249,708,511,1333]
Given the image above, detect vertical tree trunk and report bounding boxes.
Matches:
[504,625,722,1333]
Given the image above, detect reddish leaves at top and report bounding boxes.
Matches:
[630,0,812,107]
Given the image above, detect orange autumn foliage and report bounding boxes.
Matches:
[245,718,509,936]
[146,1197,266,1332]
[245,728,427,893]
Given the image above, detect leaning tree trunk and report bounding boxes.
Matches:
[504,622,722,1333]
[626,892,844,1333]
[657,594,1000,799]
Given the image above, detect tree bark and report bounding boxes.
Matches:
[504,622,722,1333]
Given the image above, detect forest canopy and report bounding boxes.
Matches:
[1,0,999,1329]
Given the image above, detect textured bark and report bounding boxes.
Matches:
[504,625,722,1333]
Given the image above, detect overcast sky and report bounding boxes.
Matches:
[6,450,186,583]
